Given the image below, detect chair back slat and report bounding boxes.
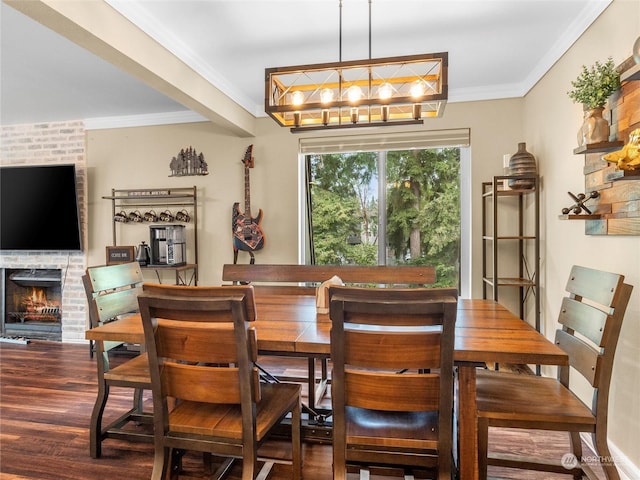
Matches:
[162,362,243,404]
[87,262,144,293]
[555,329,599,386]
[156,319,236,362]
[91,287,141,324]
[346,371,441,411]
[344,329,442,370]
[558,297,607,346]
[564,265,624,307]
[142,283,257,321]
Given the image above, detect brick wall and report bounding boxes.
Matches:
[0,121,88,342]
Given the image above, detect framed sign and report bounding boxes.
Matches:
[106,246,135,265]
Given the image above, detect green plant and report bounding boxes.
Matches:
[567,57,620,109]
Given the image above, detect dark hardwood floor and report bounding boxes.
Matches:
[0,341,604,479]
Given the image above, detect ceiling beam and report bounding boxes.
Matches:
[6,0,255,137]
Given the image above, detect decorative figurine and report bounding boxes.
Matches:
[561,191,599,215]
[603,128,640,171]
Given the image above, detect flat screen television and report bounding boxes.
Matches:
[0,164,83,251]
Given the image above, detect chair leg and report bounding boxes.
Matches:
[593,432,620,480]
[477,418,489,480]
[151,445,172,480]
[291,399,302,480]
[332,438,347,480]
[132,386,145,413]
[242,440,259,480]
[569,432,584,480]
[89,381,109,458]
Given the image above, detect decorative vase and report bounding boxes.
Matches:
[580,107,610,145]
[508,142,537,190]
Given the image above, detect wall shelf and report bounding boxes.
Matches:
[573,141,624,155]
[621,62,640,82]
[558,214,601,220]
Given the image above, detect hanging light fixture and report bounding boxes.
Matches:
[265,1,448,132]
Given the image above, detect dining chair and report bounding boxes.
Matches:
[82,261,152,458]
[329,286,458,480]
[476,265,633,480]
[138,286,302,480]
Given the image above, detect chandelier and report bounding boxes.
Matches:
[265,2,448,132]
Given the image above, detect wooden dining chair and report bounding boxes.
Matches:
[138,287,302,480]
[82,261,152,458]
[329,286,458,480]
[476,265,633,480]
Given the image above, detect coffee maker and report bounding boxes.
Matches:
[149,225,186,266]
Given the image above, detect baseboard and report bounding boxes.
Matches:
[581,433,640,480]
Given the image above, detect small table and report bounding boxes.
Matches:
[86,294,567,480]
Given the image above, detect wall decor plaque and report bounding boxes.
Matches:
[106,246,135,265]
[169,146,208,177]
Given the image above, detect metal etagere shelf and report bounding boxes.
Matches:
[102,187,198,285]
[481,175,540,334]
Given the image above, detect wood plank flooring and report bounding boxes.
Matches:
[0,341,604,479]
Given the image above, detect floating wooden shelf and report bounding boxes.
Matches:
[558,214,601,220]
[621,62,640,82]
[604,168,640,182]
[573,141,624,155]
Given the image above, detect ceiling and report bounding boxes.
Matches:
[0,0,612,133]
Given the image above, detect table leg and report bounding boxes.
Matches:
[457,364,478,480]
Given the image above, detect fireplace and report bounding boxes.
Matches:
[1,268,62,341]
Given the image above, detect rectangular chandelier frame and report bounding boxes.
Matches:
[265,52,448,132]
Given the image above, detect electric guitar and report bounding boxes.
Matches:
[232,145,265,257]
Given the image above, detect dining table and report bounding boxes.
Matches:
[86,292,568,480]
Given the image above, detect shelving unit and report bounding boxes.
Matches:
[482,175,540,333]
[571,140,640,235]
[102,187,198,285]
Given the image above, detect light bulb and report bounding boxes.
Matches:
[320,88,334,104]
[410,80,425,99]
[378,82,393,100]
[291,90,304,106]
[347,85,363,104]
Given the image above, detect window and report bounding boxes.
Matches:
[298,128,471,294]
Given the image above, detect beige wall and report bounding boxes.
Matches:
[87,98,525,290]
[523,0,640,473]
[85,0,638,472]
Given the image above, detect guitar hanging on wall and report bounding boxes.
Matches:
[232,145,265,264]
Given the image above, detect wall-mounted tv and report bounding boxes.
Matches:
[0,164,83,251]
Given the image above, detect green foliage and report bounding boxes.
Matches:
[567,57,620,109]
[386,148,460,287]
[309,188,361,264]
[308,148,460,288]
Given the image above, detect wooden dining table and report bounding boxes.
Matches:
[86,292,568,480]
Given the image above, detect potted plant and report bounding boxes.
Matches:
[568,57,621,146]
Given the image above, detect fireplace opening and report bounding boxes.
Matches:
[2,269,62,341]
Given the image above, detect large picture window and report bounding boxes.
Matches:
[304,148,461,288]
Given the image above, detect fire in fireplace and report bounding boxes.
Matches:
[2,269,62,341]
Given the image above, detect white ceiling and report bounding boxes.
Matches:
[0,0,612,131]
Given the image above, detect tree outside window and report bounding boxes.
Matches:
[307,147,460,288]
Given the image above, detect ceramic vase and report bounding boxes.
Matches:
[580,107,610,145]
[508,142,537,190]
